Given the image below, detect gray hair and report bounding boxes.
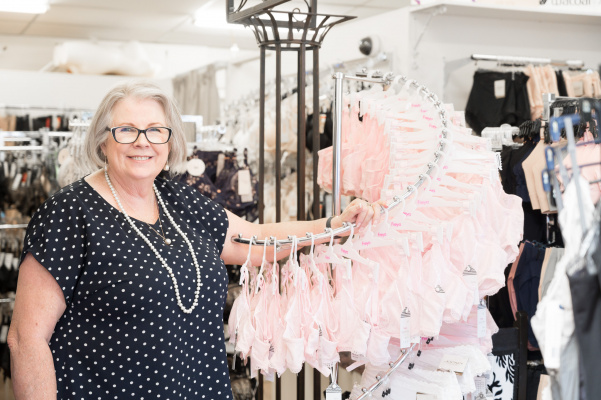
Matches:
[85,79,187,177]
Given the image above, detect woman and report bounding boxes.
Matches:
[7,80,383,399]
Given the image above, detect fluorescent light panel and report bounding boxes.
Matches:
[0,0,49,14]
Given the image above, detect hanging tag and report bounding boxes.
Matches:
[463,266,479,305]
[572,80,584,97]
[13,256,19,270]
[544,301,563,369]
[477,301,487,338]
[9,162,17,178]
[416,394,438,400]
[0,325,8,343]
[438,353,469,375]
[400,308,411,348]
[325,385,342,400]
[187,158,206,177]
[474,376,487,399]
[238,169,252,196]
[494,80,506,99]
[11,172,22,191]
[217,153,225,177]
[4,253,14,269]
[319,113,327,134]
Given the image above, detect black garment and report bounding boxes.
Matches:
[306,110,333,152]
[465,70,531,135]
[513,142,537,202]
[514,242,545,349]
[488,264,516,328]
[569,257,601,400]
[556,71,569,97]
[20,178,233,399]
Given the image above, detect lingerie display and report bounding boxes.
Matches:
[230,79,525,400]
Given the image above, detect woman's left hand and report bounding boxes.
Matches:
[332,198,389,231]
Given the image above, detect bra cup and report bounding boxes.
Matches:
[237,311,256,358]
[418,288,445,338]
[304,326,320,360]
[250,339,271,373]
[319,337,340,369]
[366,329,392,366]
[283,334,305,374]
[268,324,287,376]
[351,319,371,359]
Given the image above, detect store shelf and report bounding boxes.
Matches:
[409,1,601,25]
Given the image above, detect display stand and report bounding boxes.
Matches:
[227,1,354,398]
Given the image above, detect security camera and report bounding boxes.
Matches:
[359,36,380,56]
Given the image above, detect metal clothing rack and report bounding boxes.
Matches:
[471,54,584,68]
[232,72,451,248]
[0,224,28,230]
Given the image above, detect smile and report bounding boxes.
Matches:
[129,156,152,161]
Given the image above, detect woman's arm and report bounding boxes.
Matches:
[8,253,66,400]
[221,198,385,266]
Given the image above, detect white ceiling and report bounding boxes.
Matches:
[0,0,405,49]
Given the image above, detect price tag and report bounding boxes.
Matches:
[0,325,8,343]
[463,265,479,305]
[11,172,22,191]
[400,308,411,348]
[494,80,506,99]
[238,169,252,196]
[572,80,584,97]
[187,158,206,177]
[544,300,563,369]
[217,153,225,177]
[4,253,14,269]
[57,148,70,166]
[474,376,487,398]
[477,302,487,338]
[438,354,469,375]
[12,256,19,270]
[9,162,17,178]
[319,113,327,134]
[325,384,342,400]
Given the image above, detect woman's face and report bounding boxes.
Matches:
[102,96,170,184]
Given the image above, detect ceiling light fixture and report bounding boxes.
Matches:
[193,0,244,30]
[0,0,50,14]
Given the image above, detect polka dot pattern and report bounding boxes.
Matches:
[21,177,232,399]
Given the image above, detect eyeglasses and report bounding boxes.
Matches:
[107,126,172,144]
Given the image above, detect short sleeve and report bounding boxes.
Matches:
[159,179,229,255]
[21,189,87,304]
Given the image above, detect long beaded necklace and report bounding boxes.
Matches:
[104,169,201,314]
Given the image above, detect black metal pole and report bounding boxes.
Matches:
[259,45,266,225]
[297,43,307,222]
[312,47,320,220]
[275,44,282,223]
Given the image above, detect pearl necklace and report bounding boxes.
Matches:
[104,169,201,314]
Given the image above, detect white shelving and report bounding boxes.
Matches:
[410,1,601,25]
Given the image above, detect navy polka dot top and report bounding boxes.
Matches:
[21,177,232,399]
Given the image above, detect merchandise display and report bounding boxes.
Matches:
[1,1,600,399]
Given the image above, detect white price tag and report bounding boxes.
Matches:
[11,172,22,191]
[9,162,17,178]
[187,158,206,177]
[438,353,469,375]
[319,113,327,134]
[325,385,342,400]
[4,253,14,269]
[572,80,584,97]
[12,257,19,270]
[463,266,479,305]
[400,308,411,348]
[237,169,252,196]
[217,153,225,177]
[544,300,563,369]
[474,376,487,398]
[0,326,8,343]
[477,303,487,338]
[494,80,506,99]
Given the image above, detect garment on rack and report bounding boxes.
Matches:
[177,148,259,222]
[562,70,601,98]
[465,70,531,135]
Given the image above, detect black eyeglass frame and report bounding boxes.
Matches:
[106,126,172,144]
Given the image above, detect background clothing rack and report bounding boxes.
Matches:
[0,224,28,230]
[470,54,584,68]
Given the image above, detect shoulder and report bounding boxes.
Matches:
[32,179,89,218]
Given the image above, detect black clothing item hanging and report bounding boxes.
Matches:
[465,70,531,135]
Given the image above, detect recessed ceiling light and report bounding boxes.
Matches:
[0,0,50,14]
